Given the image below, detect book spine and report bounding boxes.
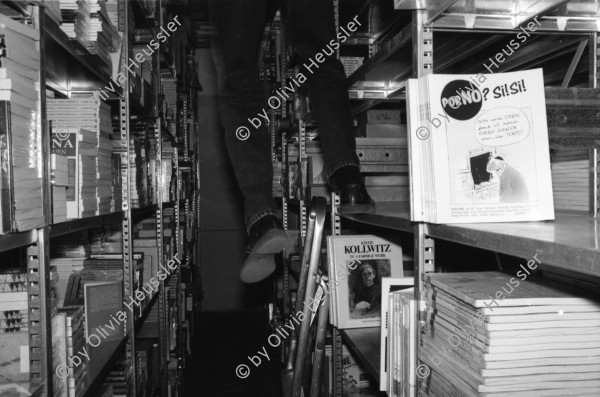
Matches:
[0,101,13,232]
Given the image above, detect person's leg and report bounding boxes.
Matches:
[282,0,358,178]
[282,0,374,211]
[209,0,288,282]
[209,0,277,231]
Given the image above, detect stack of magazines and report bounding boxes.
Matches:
[420,272,600,396]
[407,69,554,224]
[0,14,43,233]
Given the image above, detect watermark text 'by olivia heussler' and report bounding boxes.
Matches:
[235,15,362,141]
[97,15,182,100]
[235,260,362,379]
[414,15,540,141]
[54,254,182,379]
[416,253,542,378]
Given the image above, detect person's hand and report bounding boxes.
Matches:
[355,301,371,311]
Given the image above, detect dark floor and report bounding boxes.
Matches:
[182,310,283,397]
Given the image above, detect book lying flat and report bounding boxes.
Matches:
[424,272,599,308]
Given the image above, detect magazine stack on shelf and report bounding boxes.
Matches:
[0,14,43,233]
[134,218,158,286]
[161,142,174,203]
[129,136,144,208]
[0,266,29,383]
[420,272,600,397]
[110,127,123,212]
[48,97,113,218]
[162,77,177,119]
[52,306,87,397]
[326,235,404,329]
[86,0,120,74]
[407,69,554,223]
[59,0,90,42]
[51,151,69,223]
[101,359,133,397]
[550,149,589,213]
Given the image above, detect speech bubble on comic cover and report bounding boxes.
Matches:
[475,107,530,146]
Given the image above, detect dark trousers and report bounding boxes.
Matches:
[209,0,359,231]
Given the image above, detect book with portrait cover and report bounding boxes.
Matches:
[327,235,404,329]
[407,68,554,223]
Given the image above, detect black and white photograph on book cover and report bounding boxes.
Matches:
[331,234,404,329]
[348,259,390,320]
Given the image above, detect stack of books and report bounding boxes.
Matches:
[81,258,126,284]
[48,97,114,218]
[0,267,29,383]
[51,152,69,223]
[52,306,87,397]
[86,0,120,75]
[0,15,43,233]
[134,218,158,286]
[51,257,86,308]
[104,0,119,27]
[110,123,124,212]
[88,224,122,255]
[101,359,134,397]
[59,0,90,42]
[44,0,63,25]
[550,149,590,213]
[162,77,177,119]
[97,122,113,215]
[129,136,144,208]
[79,127,99,218]
[420,272,600,397]
[135,338,160,397]
[161,143,174,203]
[0,270,28,333]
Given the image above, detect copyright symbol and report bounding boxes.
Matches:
[55,364,71,378]
[416,364,431,378]
[235,364,250,379]
[236,126,251,141]
[416,127,430,140]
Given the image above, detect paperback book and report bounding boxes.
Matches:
[407,69,554,223]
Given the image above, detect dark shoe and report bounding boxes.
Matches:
[338,183,376,214]
[246,215,288,255]
[330,166,376,214]
[240,215,288,283]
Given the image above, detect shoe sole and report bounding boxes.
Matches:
[240,253,277,283]
[251,229,290,255]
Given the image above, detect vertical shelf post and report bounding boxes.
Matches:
[412,8,434,395]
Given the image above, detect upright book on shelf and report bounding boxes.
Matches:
[407,68,554,223]
[379,280,413,392]
[327,235,404,329]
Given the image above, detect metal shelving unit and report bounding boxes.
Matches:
[0,0,199,395]
[331,1,600,396]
